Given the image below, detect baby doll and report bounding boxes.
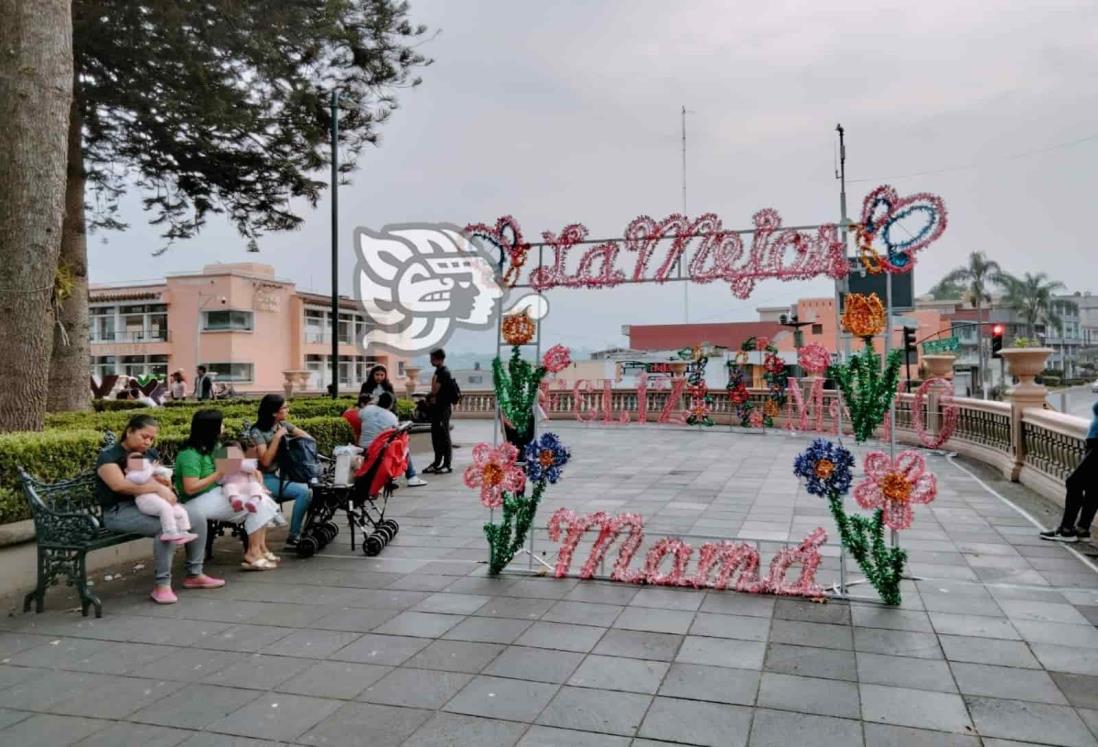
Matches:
[127,454,197,544]
[215,441,267,513]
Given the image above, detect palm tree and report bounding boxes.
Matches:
[995,271,1075,339]
[938,252,1001,396]
[926,277,965,300]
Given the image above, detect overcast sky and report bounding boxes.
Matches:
[90,0,1098,354]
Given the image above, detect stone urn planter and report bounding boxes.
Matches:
[282,369,313,398]
[404,366,422,397]
[1000,348,1053,397]
[669,361,688,377]
[922,354,956,380]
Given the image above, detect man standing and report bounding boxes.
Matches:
[423,349,455,474]
[194,365,213,401]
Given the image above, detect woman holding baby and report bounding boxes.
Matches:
[174,409,282,572]
[95,414,226,605]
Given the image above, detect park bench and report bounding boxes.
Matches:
[19,467,143,618]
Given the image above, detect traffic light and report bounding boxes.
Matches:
[991,324,1004,359]
[902,326,917,360]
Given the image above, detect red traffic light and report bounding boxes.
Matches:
[992,324,1004,336]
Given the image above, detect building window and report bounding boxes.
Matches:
[397,360,405,377]
[338,313,354,344]
[202,362,254,382]
[304,309,325,343]
[203,310,253,331]
[468,375,483,385]
[811,324,823,335]
[91,355,117,379]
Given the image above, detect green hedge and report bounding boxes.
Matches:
[0,415,355,525]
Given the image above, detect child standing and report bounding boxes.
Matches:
[1042,400,1098,542]
[127,454,198,544]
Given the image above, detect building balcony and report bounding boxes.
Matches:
[90,331,170,343]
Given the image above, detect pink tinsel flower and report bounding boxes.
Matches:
[798,342,832,376]
[853,450,937,531]
[464,442,526,509]
[542,344,572,374]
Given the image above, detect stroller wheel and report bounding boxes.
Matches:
[375,524,394,544]
[323,521,340,539]
[364,535,384,556]
[383,519,399,536]
[297,536,319,558]
[320,526,337,545]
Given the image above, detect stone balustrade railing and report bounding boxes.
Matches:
[453,384,1090,506]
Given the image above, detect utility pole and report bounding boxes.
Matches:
[330,89,340,399]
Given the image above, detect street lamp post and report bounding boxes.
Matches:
[779,310,813,376]
[329,89,340,399]
[193,290,226,395]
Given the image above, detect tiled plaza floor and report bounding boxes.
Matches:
[3,422,1098,746]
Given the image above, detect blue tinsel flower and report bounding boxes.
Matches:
[524,432,571,484]
[793,438,855,497]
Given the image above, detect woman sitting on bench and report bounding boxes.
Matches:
[95,414,225,604]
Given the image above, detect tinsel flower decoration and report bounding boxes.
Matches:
[841,293,886,337]
[853,450,937,531]
[523,432,570,484]
[798,342,832,376]
[793,439,855,498]
[464,443,526,509]
[541,344,572,374]
[502,311,536,345]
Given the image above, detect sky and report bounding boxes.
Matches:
[89,0,1098,355]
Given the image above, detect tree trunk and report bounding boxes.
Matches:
[47,97,91,413]
[975,298,983,397]
[0,0,73,432]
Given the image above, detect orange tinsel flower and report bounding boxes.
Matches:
[841,292,886,338]
[502,311,536,345]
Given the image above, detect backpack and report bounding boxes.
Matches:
[278,434,321,484]
[447,377,462,406]
[437,369,461,407]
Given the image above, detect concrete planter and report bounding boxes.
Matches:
[922,354,956,380]
[1001,348,1053,396]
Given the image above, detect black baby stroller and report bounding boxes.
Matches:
[295,422,413,558]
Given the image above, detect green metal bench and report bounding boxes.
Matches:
[20,467,144,618]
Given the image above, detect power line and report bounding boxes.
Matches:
[848,131,1098,183]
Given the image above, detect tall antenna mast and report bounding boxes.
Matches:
[681,105,690,323]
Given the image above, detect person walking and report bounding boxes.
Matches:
[194,365,213,401]
[423,349,455,474]
[1041,400,1098,542]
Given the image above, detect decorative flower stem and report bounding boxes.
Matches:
[825,494,906,606]
[484,482,547,574]
[493,345,547,436]
[827,341,903,442]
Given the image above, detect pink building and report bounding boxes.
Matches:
[89,262,405,395]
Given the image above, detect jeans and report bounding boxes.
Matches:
[103,501,206,584]
[1060,439,1098,529]
[430,405,452,469]
[405,457,417,479]
[262,473,312,538]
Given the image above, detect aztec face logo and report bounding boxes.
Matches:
[354,223,546,355]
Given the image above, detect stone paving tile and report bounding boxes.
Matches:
[749,708,864,747]
[676,635,765,670]
[359,667,472,709]
[74,721,192,746]
[637,696,753,746]
[860,683,974,734]
[629,588,704,612]
[260,628,361,659]
[542,601,623,627]
[49,675,184,720]
[1014,620,1098,647]
[698,591,776,618]
[444,675,559,722]
[770,619,853,650]
[612,607,694,635]
[0,713,108,746]
[757,672,861,719]
[854,628,943,659]
[474,596,556,620]
[687,612,769,641]
[406,713,529,746]
[483,646,585,684]
[567,654,669,694]
[327,632,430,666]
[403,640,506,673]
[764,642,858,681]
[950,661,1069,704]
[442,615,532,644]
[129,684,260,730]
[939,634,1042,669]
[851,605,935,632]
[517,724,628,746]
[275,660,391,700]
[1051,672,1098,710]
[856,652,958,693]
[298,701,432,747]
[536,685,651,736]
[1031,644,1098,676]
[966,696,1098,746]
[515,622,607,652]
[862,723,981,746]
[202,653,312,690]
[929,612,1021,640]
[207,692,343,741]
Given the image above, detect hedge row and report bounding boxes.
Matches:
[0,415,355,525]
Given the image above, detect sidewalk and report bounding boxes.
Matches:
[1,422,1097,745]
